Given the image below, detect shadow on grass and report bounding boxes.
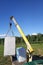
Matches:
[33,55,43,61]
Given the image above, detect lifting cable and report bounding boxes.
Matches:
[5,22,14,37]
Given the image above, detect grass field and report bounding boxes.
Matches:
[0,43,43,65]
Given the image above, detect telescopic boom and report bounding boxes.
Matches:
[10,16,33,53]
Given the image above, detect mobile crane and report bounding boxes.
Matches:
[10,16,33,62]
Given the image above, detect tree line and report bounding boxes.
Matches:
[0,33,43,44]
[16,33,43,44]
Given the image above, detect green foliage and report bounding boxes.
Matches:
[28,33,43,44]
[0,33,43,45]
[0,38,4,45]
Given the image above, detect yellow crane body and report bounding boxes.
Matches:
[10,16,33,53]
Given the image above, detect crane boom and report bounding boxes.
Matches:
[10,16,33,53]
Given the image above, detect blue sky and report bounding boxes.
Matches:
[0,0,43,36]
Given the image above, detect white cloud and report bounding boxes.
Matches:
[32,33,37,35]
[0,34,6,36]
[0,34,6,38]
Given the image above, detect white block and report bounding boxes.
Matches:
[16,47,27,62]
[4,37,16,56]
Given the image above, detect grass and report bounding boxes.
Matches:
[0,43,43,65]
[0,45,12,65]
[16,42,43,55]
[31,43,43,55]
[0,45,4,56]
